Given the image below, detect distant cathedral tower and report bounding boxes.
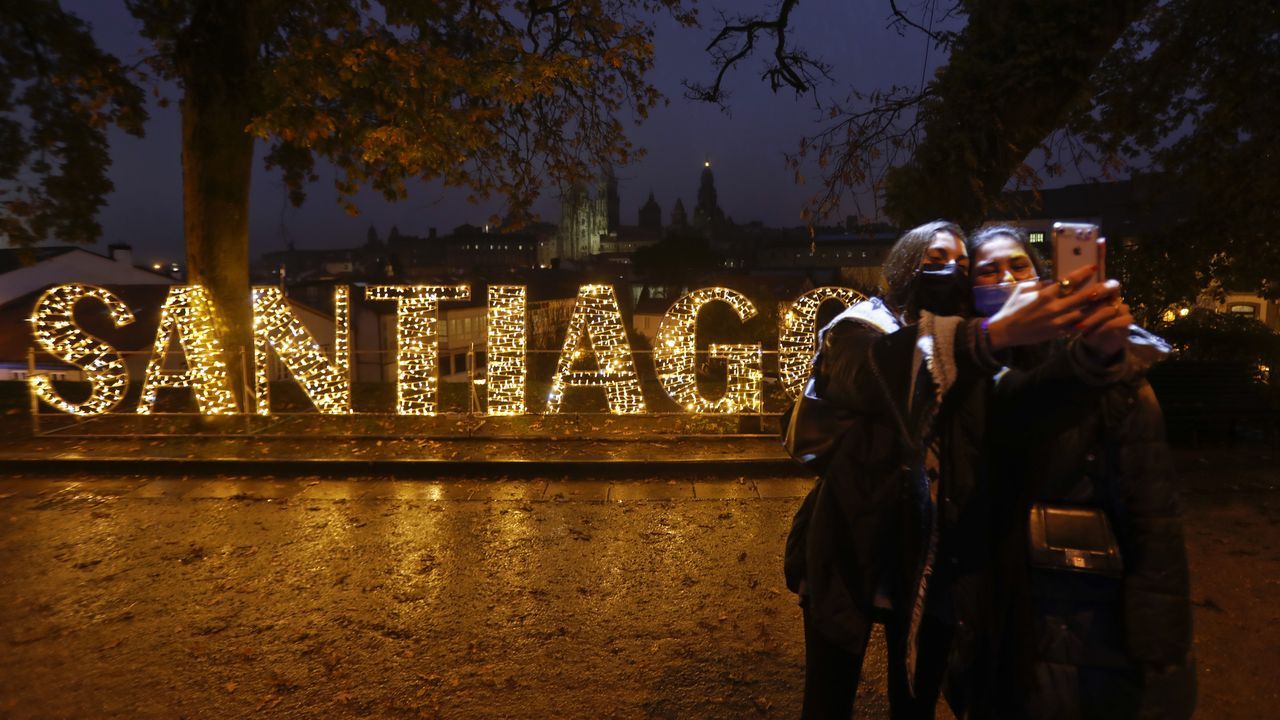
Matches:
[604,168,620,232]
[639,191,662,230]
[670,198,688,230]
[557,167,618,261]
[693,160,725,231]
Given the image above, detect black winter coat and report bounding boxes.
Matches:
[787,317,1194,720]
[788,321,995,654]
[782,300,898,597]
[963,368,1196,720]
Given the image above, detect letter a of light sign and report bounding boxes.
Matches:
[547,284,646,414]
[138,285,239,414]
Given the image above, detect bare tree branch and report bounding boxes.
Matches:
[885,0,957,46]
[785,85,932,223]
[683,0,832,107]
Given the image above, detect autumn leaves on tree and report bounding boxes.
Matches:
[2,0,695,407]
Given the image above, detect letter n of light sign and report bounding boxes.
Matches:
[252,285,352,415]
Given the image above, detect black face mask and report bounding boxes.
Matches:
[912,262,972,317]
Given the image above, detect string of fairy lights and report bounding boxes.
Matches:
[365,284,470,415]
[137,285,238,415]
[778,286,865,398]
[547,283,647,414]
[28,284,135,416]
[708,342,764,413]
[486,285,527,415]
[654,287,761,414]
[28,282,857,417]
[253,285,351,415]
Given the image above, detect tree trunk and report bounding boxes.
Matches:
[883,0,1154,227]
[179,2,258,409]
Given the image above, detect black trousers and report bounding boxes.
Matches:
[801,607,953,720]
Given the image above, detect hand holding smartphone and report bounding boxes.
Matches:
[1052,222,1105,293]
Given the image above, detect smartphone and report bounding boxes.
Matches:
[1052,222,1104,291]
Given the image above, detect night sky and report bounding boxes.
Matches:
[64,1,954,267]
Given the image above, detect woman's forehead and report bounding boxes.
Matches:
[976,237,1025,261]
[927,231,964,250]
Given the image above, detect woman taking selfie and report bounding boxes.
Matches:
[796,223,1185,719]
[787,218,1101,714]
[950,226,1195,720]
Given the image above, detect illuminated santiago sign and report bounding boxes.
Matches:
[28,283,864,417]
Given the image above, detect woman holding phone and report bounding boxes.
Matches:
[785,220,1117,718]
[947,226,1196,719]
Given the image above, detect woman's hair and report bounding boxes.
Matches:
[882,219,965,314]
[967,224,1047,277]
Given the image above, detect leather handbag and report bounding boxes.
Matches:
[1028,503,1123,578]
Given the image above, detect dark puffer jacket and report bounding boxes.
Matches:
[787,316,1194,720]
[962,369,1196,720]
[782,298,900,597]
[789,320,996,654]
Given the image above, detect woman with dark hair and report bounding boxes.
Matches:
[784,220,968,469]
[790,215,1146,718]
[783,220,970,718]
[967,225,1045,313]
[948,226,1195,719]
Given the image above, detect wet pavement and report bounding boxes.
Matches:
[0,473,857,720]
[1,447,1278,719]
[0,434,795,475]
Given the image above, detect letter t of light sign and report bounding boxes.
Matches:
[365,285,471,415]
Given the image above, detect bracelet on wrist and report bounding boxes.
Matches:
[974,318,1001,370]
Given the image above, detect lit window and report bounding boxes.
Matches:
[1029,232,1045,244]
[1230,304,1258,318]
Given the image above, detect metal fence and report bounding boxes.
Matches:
[24,347,793,440]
